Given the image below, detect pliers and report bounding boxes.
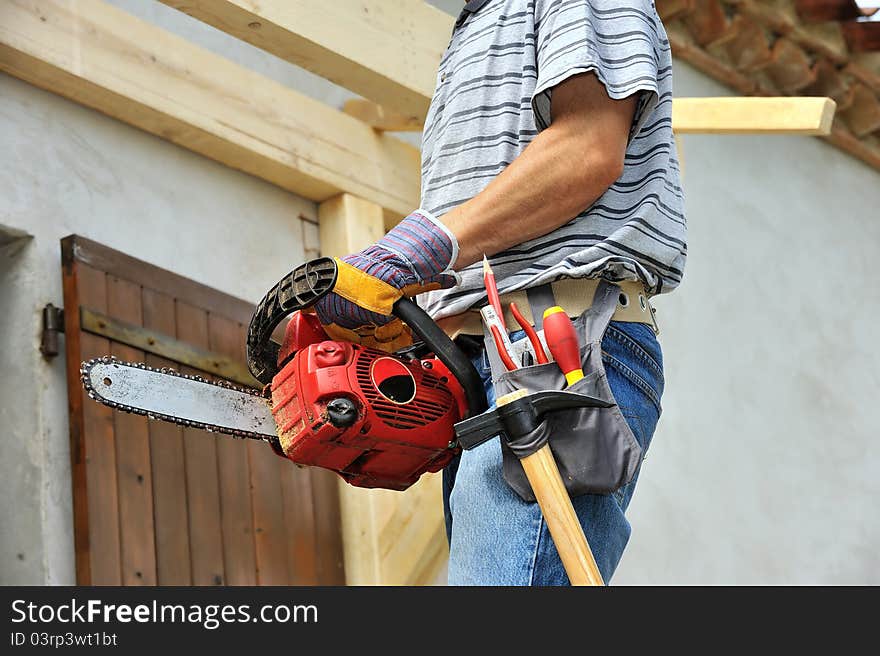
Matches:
[510,302,549,365]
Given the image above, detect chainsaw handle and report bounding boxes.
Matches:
[248,258,487,416]
[247,258,338,385]
[393,297,487,417]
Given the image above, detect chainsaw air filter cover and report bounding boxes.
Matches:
[270,337,467,491]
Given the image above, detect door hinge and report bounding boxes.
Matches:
[40,303,64,359]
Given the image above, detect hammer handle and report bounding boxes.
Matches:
[497,389,604,586]
[520,445,604,586]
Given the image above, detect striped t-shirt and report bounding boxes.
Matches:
[420,0,686,320]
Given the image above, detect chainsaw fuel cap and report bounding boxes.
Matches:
[370,357,417,404]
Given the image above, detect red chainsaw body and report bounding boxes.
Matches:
[269,312,466,490]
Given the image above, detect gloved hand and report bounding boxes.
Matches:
[314,210,459,352]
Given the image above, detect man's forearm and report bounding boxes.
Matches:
[439,72,637,270]
[441,127,622,268]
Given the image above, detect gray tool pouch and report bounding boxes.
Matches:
[483,280,643,503]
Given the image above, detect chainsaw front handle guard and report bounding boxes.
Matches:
[247,257,339,385]
[247,258,486,417]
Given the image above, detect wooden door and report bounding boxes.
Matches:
[61,235,344,585]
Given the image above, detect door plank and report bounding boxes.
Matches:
[175,301,226,585]
[208,315,257,585]
[75,264,122,585]
[281,466,320,585]
[142,288,192,585]
[248,440,289,585]
[107,276,157,586]
[232,319,288,585]
[239,319,319,586]
[311,468,346,584]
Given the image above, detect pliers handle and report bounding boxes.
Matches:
[509,302,549,364]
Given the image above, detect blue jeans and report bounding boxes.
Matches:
[443,321,664,585]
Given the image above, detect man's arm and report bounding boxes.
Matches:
[312,71,639,350]
[441,71,637,269]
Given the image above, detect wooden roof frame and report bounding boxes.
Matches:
[1,1,836,219]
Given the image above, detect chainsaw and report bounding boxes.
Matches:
[81,257,487,491]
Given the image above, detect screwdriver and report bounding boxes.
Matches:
[542,306,584,386]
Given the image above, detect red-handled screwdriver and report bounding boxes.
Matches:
[542,306,584,386]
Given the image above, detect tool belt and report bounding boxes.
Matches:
[454,279,648,503]
[437,277,659,340]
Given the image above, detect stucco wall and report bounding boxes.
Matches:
[613,61,880,584]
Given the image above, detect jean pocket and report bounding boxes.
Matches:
[602,353,663,415]
[605,322,664,379]
[603,356,662,457]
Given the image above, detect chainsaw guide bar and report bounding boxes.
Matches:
[80,356,279,445]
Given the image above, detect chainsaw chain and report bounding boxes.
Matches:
[80,356,271,442]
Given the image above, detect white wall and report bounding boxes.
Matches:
[0,72,317,584]
[614,61,880,584]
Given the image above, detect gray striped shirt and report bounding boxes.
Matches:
[420,0,686,320]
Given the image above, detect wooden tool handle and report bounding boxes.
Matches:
[496,390,604,586]
[520,445,604,586]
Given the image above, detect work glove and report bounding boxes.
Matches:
[314,210,459,352]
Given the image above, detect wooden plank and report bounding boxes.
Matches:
[318,194,386,255]
[66,236,254,326]
[673,97,836,134]
[377,475,448,585]
[236,316,320,586]
[343,99,424,132]
[81,307,259,388]
[208,316,258,586]
[160,0,450,123]
[62,251,121,585]
[61,240,92,584]
[142,288,192,585]
[175,301,226,585]
[310,469,346,585]
[0,0,421,218]
[280,465,320,585]
[248,441,289,585]
[106,276,157,586]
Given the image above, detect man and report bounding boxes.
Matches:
[315,0,684,584]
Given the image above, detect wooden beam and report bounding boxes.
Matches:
[160,0,451,123]
[347,93,839,138]
[672,97,837,134]
[343,99,423,132]
[318,193,448,586]
[79,308,260,389]
[0,0,420,217]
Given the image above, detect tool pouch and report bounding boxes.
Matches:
[483,280,643,503]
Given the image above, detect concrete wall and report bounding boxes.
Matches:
[614,62,880,584]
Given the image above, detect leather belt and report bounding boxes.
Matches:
[435,278,659,339]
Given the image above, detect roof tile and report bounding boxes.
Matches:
[656,0,880,171]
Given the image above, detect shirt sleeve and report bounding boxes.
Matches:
[531,0,662,140]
